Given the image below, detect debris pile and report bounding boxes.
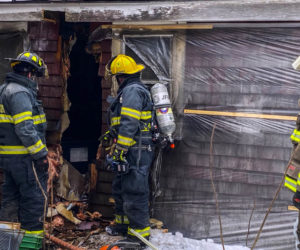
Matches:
[45,201,112,249]
[45,145,112,249]
[44,146,168,249]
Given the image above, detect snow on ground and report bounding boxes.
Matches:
[148,230,250,250]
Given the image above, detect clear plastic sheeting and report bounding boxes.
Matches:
[119,27,300,249]
[124,36,172,83]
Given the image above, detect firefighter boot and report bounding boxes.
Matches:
[126,234,150,249]
[105,215,129,236]
[293,191,300,209]
[106,223,128,236]
[113,235,149,250]
[124,226,151,249]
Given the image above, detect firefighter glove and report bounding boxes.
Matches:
[34,156,48,172]
[99,130,117,148]
[293,191,300,209]
[105,150,129,174]
[112,148,127,163]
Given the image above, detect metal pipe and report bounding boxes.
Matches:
[45,233,85,250]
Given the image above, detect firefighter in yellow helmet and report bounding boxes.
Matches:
[0,52,48,235]
[100,55,154,247]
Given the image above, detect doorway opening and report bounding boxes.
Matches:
[61,23,102,173]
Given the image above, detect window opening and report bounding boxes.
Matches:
[123,35,172,85]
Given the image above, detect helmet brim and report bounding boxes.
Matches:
[127,64,145,74]
[111,64,145,75]
[7,58,38,69]
[5,57,45,77]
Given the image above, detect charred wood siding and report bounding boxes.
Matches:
[28,22,63,131]
[99,39,112,134]
[88,29,113,217]
[156,28,300,249]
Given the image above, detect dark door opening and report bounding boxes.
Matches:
[62,25,102,173]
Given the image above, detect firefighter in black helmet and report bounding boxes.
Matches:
[0,52,48,235]
[99,55,154,247]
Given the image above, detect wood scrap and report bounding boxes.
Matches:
[288,205,299,211]
[150,218,163,229]
[91,211,102,220]
[52,215,65,228]
[47,207,58,217]
[89,162,98,191]
[96,142,102,160]
[77,212,88,221]
[85,211,102,220]
[56,203,82,225]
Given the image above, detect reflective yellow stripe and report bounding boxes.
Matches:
[117,135,136,146]
[33,114,46,125]
[0,113,46,125]
[115,214,122,224]
[24,229,44,236]
[0,114,13,123]
[27,140,46,154]
[115,214,129,224]
[0,104,5,113]
[285,176,297,192]
[111,116,121,126]
[123,216,129,224]
[0,145,29,155]
[141,111,152,120]
[13,111,33,125]
[291,129,300,142]
[128,226,150,237]
[121,107,141,120]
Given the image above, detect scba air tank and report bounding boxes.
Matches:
[151,83,176,143]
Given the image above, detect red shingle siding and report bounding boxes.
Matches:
[28,22,63,132]
[38,76,62,87]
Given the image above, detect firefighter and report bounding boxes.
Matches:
[100,54,154,246]
[0,52,48,234]
[285,115,300,208]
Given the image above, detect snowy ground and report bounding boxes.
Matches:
[148,230,250,250]
[77,229,251,250]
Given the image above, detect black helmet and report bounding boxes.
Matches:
[6,52,46,77]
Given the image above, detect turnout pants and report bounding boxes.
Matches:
[0,156,47,231]
[112,147,154,234]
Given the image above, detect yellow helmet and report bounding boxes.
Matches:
[107,54,145,75]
